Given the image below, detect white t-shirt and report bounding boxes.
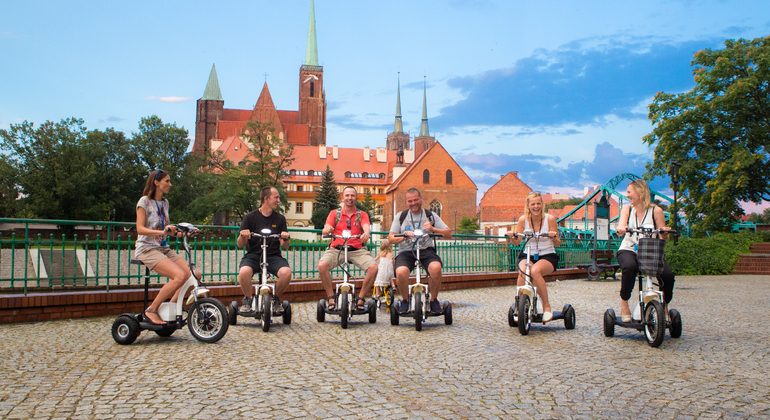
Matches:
[389,209,448,255]
[135,196,170,256]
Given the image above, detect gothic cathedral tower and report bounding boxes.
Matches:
[194,64,224,153]
[386,73,410,151]
[298,0,327,146]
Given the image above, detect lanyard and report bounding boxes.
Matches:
[153,199,166,231]
[409,211,423,230]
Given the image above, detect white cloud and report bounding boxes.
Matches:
[144,96,192,103]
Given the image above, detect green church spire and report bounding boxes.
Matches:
[419,76,430,137]
[201,64,223,101]
[304,0,319,66]
[394,73,404,134]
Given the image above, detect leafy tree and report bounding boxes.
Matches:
[190,120,294,222]
[356,189,380,224]
[131,115,189,176]
[0,155,20,218]
[545,197,583,211]
[457,216,479,235]
[644,36,770,236]
[311,164,339,229]
[653,199,669,212]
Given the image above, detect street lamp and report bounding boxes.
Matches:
[670,161,681,244]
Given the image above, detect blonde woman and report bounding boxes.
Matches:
[616,180,674,322]
[508,191,561,322]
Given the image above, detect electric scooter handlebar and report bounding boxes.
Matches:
[167,223,201,237]
[323,232,362,240]
[625,227,678,237]
[250,232,283,239]
[394,229,442,239]
[506,230,554,240]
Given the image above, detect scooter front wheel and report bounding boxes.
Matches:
[644,300,665,347]
[414,292,423,332]
[517,295,531,335]
[261,294,272,332]
[340,291,349,329]
[188,298,229,343]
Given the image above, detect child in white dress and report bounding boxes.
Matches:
[373,240,395,300]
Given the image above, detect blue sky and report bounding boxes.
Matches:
[2,1,769,211]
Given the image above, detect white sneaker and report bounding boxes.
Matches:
[542,311,553,323]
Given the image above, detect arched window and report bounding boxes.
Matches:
[362,172,368,179]
[430,199,442,217]
[308,170,314,177]
[423,169,430,184]
[289,169,296,175]
[446,169,453,184]
[345,171,351,178]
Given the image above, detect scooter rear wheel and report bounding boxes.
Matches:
[669,308,682,338]
[563,304,576,330]
[188,297,229,343]
[316,300,326,323]
[443,301,452,325]
[368,301,377,324]
[603,309,616,337]
[644,300,665,347]
[261,294,272,332]
[390,300,400,326]
[228,301,238,326]
[112,315,140,345]
[282,301,292,325]
[414,292,423,332]
[508,301,518,327]
[517,295,530,335]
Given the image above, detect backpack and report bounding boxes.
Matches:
[334,208,362,228]
[398,209,437,248]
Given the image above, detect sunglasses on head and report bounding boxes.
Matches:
[153,169,166,181]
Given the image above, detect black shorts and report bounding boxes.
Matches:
[518,252,559,270]
[239,253,290,277]
[395,247,443,273]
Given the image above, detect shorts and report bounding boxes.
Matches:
[395,247,443,273]
[517,252,559,271]
[319,247,376,271]
[135,247,184,270]
[239,253,291,277]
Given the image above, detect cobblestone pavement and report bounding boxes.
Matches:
[1,275,769,419]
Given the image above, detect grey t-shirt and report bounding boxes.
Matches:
[135,196,170,256]
[389,209,448,255]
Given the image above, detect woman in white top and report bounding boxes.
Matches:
[134,169,194,325]
[508,191,561,322]
[616,180,675,323]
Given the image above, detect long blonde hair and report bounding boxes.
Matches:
[629,179,654,209]
[523,191,543,221]
[378,240,393,258]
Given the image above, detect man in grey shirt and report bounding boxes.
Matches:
[388,188,452,314]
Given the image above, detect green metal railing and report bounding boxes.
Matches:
[0,218,608,294]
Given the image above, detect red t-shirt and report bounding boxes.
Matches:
[325,208,370,249]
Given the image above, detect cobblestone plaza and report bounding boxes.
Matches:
[1,275,768,419]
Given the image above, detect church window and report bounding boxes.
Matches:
[446,170,453,184]
[310,80,315,97]
[430,200,442,217]
[423,169,430,184]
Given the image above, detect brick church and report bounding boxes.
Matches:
[193,0,477,233]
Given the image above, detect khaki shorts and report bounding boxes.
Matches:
[320,247,376,271]
[135,247,184,270]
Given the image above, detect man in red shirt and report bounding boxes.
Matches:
[317,186,378,311]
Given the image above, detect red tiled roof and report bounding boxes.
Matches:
[277,110,299,125]
[215,136,251,165]
[217,120,247,139]
[287,146,396,185]
[284,124,309,145]
[222,109,251,121]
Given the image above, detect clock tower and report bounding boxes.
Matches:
[298,0,327,146]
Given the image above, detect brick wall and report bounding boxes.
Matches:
[480,172,532,224]
[0,269,586,324]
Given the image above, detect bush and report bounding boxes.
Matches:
[665,231,768,275]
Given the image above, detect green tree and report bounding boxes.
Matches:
[356,189,380,224]
[190,120,294,222]
[311,164,339,229]
[457,216,479,235]
[131,115,189,176]
[0,155,20,218]
[545,197,583,211]
[644,36,770,236]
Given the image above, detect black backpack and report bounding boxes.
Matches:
[398,209,437,248]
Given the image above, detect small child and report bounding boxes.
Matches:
[373,240,395,300]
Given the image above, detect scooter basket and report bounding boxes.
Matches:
[637,237,666,277]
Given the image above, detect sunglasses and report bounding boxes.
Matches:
[153,169,166,181]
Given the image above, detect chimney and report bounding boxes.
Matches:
[319,144,326,159]
[363,146,370,162]
[333,145,338,160]
[404,148,415,164]
[376,147,387,163]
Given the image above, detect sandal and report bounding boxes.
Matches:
[144,309,166,325]
[326,295,337,311]
[356,297,367,311]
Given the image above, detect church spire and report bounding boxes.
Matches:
[419,76,429,137]
[304,0,319,66]
[202,64,223,101]
[394,73,404,134]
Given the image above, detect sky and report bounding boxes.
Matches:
[2,0,769,212]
